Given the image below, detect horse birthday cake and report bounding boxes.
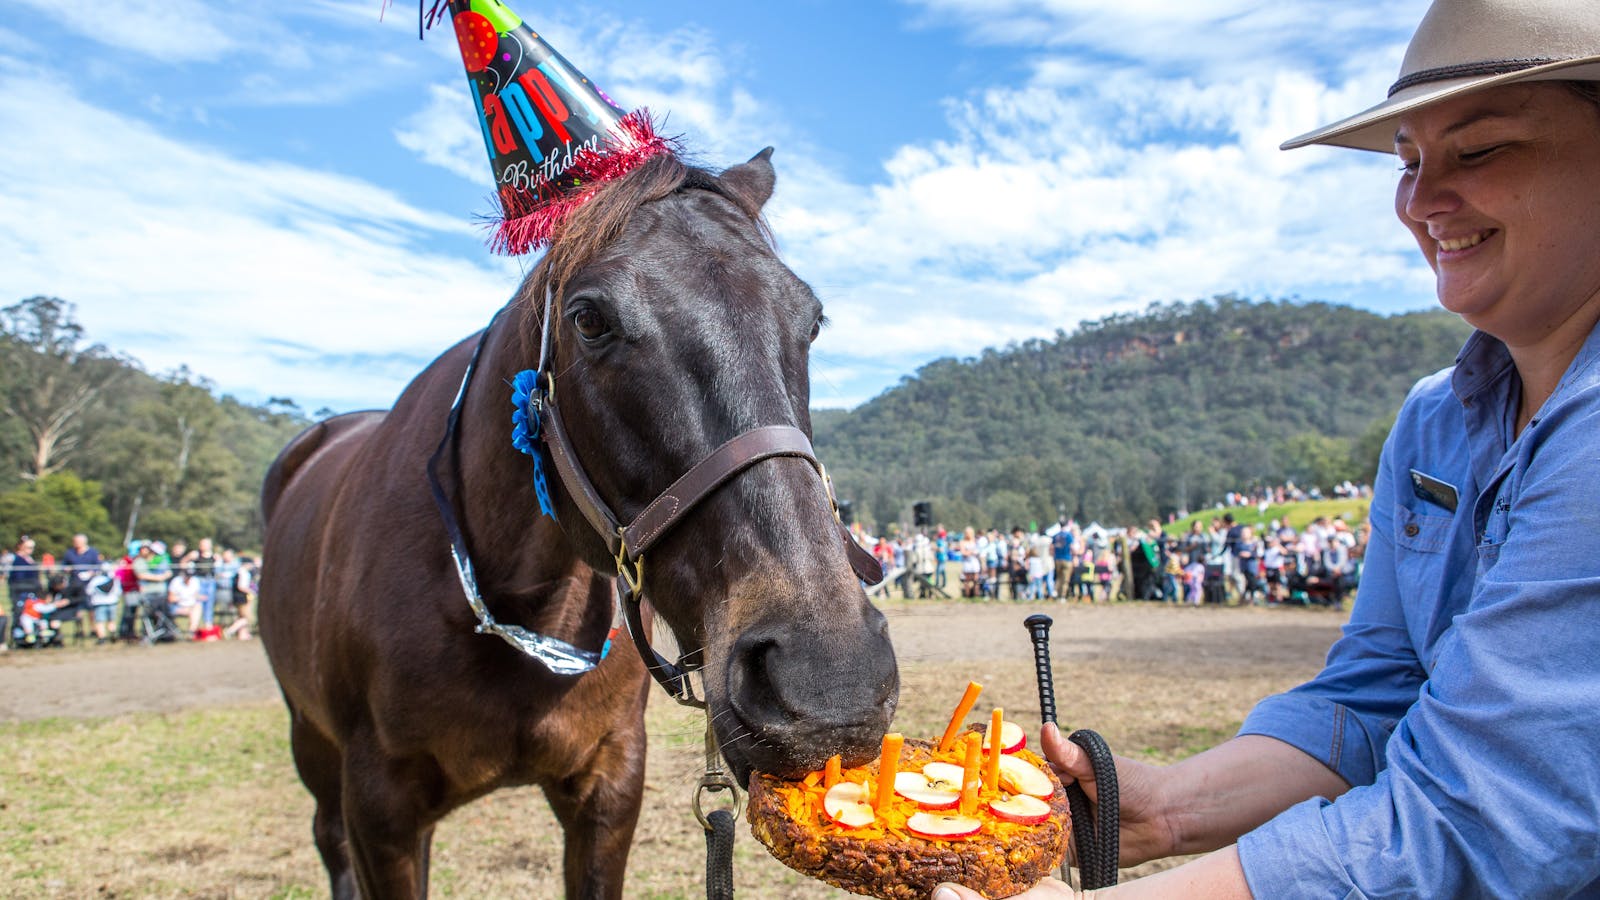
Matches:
[747,684,1071,899]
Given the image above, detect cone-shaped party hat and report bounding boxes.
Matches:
[423,0,674,254]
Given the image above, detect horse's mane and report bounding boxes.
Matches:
[516,153,773,341]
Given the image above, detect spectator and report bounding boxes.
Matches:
[167,566,204,637]
[1182,554,1206,606]
[8,537,44,646]
[84,562,121,644]
[1050,522,1074,600]
[115,543,144,640]
[60,533,102,608]
[223,557,258,640]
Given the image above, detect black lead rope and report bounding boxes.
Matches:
[705,809,736,899]
[1026,614,1120,891]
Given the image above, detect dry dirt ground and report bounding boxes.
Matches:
[0,600,1347,898]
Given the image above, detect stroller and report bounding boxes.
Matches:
[131,591,180,644]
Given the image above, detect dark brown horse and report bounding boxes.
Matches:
[259,149,899,898]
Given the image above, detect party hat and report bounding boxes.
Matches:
[423,0,674,254]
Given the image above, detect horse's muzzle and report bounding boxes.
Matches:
[718,603,899,783]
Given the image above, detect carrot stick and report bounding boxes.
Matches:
[824,755,842,790]
[959,732,983,816]
[984,708,1004,791]
[938,680,984,752]
[873,733,903,812]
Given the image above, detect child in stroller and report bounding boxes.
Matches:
[12,574,78,648]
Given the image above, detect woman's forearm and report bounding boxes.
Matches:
[1156,734,1350,856]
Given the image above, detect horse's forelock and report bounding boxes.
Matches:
[513,153,773,348]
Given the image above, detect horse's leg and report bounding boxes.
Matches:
[340,736,435,899]
[288,712,357,900]
[542,738,646,900]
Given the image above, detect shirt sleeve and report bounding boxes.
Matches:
[1237,432,1426,790]
[1240,390,1600,898]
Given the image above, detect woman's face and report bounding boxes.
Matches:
[1394,84,1600,347]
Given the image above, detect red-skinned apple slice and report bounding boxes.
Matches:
[980,720,1027,754]
[997,754,1055,799]
[823,781,876,828]
[988,792,1052,825]
[922,762,966,786]
[907,811,982,840]
[894,771,960,809]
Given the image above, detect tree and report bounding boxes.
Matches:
[0,297,123,479]
[0,471,119,555]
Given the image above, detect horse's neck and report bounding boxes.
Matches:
[453,320,584,597]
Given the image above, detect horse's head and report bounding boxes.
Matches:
[530,149,898,783]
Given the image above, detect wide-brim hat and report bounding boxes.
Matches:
[1283,0,1600,153]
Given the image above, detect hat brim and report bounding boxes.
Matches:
[1282,56,1600,153]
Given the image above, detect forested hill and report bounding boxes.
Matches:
[812,296,1472,530]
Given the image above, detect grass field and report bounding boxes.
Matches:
[1165,497,1370,535]
[0,601,1347,898]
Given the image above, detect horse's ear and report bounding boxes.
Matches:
[720,147,776,211]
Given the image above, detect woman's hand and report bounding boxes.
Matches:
[1037,722,1174,867]
[932,876,1086,899]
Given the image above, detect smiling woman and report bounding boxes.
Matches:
[934,1,1600,899]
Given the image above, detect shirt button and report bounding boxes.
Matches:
[1404,523,1420,537]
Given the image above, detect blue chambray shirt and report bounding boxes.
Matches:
[1236,325,1600,898]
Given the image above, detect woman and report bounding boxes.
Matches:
[937,1,1600,896]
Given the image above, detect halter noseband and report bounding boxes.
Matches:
[428,292,883,707]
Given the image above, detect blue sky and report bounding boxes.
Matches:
[0,0,1437,413]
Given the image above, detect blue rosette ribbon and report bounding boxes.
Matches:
[510,369,557,519]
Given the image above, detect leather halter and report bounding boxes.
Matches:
[529,288,883,706]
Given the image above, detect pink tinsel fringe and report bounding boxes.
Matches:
[490,109,678,256]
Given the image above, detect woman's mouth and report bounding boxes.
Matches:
[1437,229,1494,253]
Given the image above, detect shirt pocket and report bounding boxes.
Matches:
[1393,505,1453,593]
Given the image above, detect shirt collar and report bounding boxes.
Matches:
[1450,330,1516,406]
[1452,320,1600,408]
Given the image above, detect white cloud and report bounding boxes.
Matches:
[0,68,524,413]
[769,42,1438,405]
[11,0,241,63]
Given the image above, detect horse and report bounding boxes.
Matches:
[258,148,900,898]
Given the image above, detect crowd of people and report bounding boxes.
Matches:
[0,533,260,651]
[855,501,1366,609]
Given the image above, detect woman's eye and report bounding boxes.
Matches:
[1460,144,1503,162]
[572,308,609,340]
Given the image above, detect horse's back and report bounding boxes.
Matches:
[262,411,388,524]
[259,411,388,712]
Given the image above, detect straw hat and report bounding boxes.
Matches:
[1283,0,1600,152]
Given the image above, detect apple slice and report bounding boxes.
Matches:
[895,771,960,809]
[988,792,1052,825]
[922,761,966,786]
[823,781,876,828]
[997,754,1055,799]
[980,720,1027,754]
[907,811,983,840]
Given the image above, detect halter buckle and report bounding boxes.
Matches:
[615,529,645,594]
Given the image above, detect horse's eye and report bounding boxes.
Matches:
[809,314,824,343]
[571,308,610,341]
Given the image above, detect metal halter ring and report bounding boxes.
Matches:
[694,719,741,830]
[693,771,741,831]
